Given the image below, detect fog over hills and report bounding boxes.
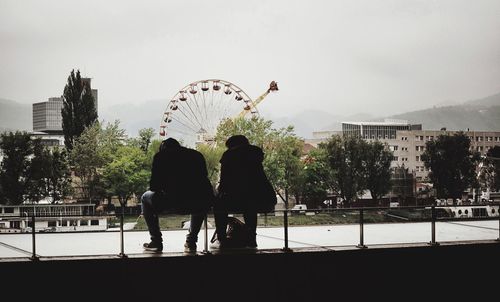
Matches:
[378,92,500,132]
[0,98,31,132]
[2,92,500,138]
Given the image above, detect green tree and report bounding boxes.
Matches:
[45,147,72,203]
[145,139,162,169]
[196,143,225,187]
[365,141,393,204]
[25,144,72,203]
[323,135,367,205]
[215,117,303,202]
[138,128,155,153]
[263,127,303,203]
[421,132,480,200]
[102,145,150,206]
[479,146,500,192]
[215,117,273,149]
[98,120,126,163]
[390,166,415,205]
[301,148,333,208]
[70,123,104,203]
[25,138,47,203]
[62,69,98,150]
[0,131,33,205]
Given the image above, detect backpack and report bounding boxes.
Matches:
[210,217,253,248]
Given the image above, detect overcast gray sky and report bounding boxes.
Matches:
[1,0,499,117]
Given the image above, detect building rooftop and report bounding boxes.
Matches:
[342,119,413,126]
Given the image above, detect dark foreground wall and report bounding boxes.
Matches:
[2,242,499,301]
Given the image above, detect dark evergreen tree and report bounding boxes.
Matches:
[25,138,47,203]
[365,141,393,204]
[0,131,33,205]
[323,135,367,205]
[421,132,480,200]
[45,147,72,203]
[62,69,98,150]
[300,148,333,209]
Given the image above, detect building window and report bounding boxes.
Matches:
[393,156,398,161]
[416,156,420,161]
[91,220,99,226]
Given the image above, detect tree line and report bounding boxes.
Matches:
[1,69,499,206]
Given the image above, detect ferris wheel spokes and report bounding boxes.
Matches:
[160,79,266,146]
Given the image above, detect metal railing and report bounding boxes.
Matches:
[0,203,498,260]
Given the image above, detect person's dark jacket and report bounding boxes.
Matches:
[217,144,277,212]
[150,145,214,213]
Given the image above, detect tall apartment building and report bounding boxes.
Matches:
[388,129,500,181]
[310,120,500,182]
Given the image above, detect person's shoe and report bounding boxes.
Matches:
[184,242,197,253]
[143,241,163,253]
[246,238,258,249]
[210,239,231,250]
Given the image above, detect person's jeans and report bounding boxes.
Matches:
[185,212,205,245]
[141,190,207,245]
[141,191,162,243]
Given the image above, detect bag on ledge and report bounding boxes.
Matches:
[210,217,253,248]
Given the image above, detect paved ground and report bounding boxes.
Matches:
[0,220,498,259]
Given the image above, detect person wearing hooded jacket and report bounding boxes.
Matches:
[141,138,214,253]
[213,135,277,249]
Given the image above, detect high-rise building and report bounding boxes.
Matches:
[82,78,98,111]
[31,77,98,147]
[32,97,64,134]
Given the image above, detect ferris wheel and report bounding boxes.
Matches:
[159,79,278,147]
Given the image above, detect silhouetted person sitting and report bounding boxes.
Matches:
[213,135,277,249]
[141,138,214,253]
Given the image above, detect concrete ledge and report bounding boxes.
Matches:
[2,241,499,300]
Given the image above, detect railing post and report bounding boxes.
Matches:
[497,208,499,241]
[283,209,290,251]
[429,205,439,246]
[282,189,292,252]
[357,208,367,249]
[30,213,39,261]
[203,213,211,254]
[118,206,127,258]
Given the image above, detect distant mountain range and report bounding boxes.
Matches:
[0,98,31,132]
[2,92,500,138]
[375,92,500,132]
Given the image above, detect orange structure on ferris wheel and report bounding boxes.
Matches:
[159,80,278,146]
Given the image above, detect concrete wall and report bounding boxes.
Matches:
[1,242,498,300]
